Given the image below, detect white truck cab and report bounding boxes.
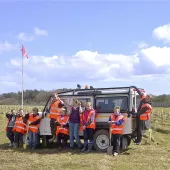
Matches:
[39,86,146,152]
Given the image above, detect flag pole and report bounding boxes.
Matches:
[21,43,24,110]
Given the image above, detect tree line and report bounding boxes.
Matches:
[0,89,170,106]
[0,89,71,106]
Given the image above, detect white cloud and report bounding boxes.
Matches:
[153,23,170,42]
[34,27,48,36]
[137,42,149,49]
[141,46,170,67]
[3,46,170,94]
[8,46,170,84]
[17,27,48,42]
[10,59,21,66]
[0,81,18,86]
[17,32,34,42]
[0,41,18,52]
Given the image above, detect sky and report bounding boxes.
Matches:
[0,0,170,95]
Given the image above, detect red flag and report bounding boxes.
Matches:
[21,44,28,59]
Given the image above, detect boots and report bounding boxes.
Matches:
[85,142,93,153]
[81,140,88,152]
[49,134,57,143]
[13,143,18,148]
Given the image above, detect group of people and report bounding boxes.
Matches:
[6,107,41,149]
[47,93,125,155]
[5,88,152,156]
[48,93,97,153]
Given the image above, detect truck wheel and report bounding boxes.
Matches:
[93,130,109,152]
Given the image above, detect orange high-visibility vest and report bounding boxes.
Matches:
[82,109,96,129]
[49,101,62,119]
[56,115,69,135]
[140,103,152,121]
[12,116,26,134]
[28,113,41,133]
[110,114,124,134]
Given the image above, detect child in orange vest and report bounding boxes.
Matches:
[81,102,96,153]
[12,109,26,148]
[55,107,69,150]
[108,106,124,156]
[24,108,41,150]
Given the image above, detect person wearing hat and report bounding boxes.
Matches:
[55,107,69,150]
[108,106,125,156]
[132,87,152,145]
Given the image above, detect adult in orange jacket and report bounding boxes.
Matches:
[132,86,152,145]
[48,93,65,142]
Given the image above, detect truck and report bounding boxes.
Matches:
[39,86,148,152]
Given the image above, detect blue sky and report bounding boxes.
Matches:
[0,1,170,95]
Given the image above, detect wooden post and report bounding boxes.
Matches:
[154,120,158,130]
[164,114,167,121]
[149,129,152,142]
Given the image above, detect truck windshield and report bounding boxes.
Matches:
[96,96,128,113]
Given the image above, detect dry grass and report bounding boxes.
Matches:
[0,107,170,170]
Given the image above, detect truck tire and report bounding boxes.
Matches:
[93,129,109,152]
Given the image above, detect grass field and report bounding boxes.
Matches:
[0,107,170,170]
[0,105,44,114]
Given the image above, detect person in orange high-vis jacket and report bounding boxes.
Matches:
[24,108,41,149]
[108,106,124,156]
[81,102,96,153]
[12,109,26,148]
[132,86,152,145]
[48,93,65,143]
[55,107,69,150]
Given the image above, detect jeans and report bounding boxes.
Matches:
[69,122,82,148]
[136,115,145,143]
[28,131,38,149]
[14,132,23,148]
[111,134,121,153]
[6,127,14,144]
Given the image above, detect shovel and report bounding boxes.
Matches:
[107,126,113,155]
[23,124,29,149]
